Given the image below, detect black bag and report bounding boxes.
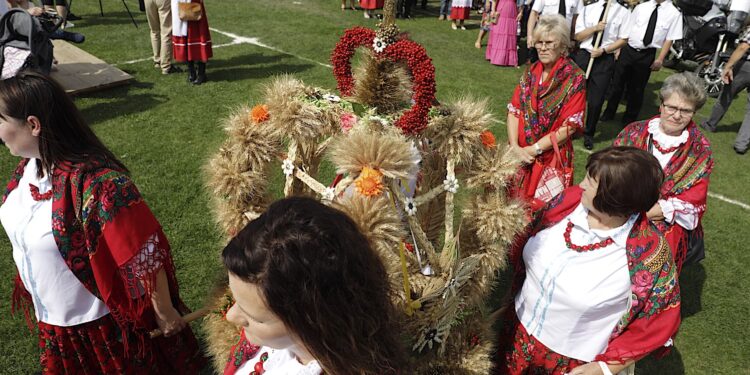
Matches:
[674,0,712,17]
[683,228,706,267]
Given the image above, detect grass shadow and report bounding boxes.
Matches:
[209,60,315,83]
[75,10,144,28]
[77,81,166,125]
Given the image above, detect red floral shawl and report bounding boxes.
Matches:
[614,117,714,271]
[509,57,586,208]
[4,158,185,355]
[509,186,681,364]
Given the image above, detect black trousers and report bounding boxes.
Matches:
[397,0,416,16]
[603,45,656,124]
[572,50,616,138]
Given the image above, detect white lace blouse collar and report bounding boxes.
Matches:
[647,118,689,148]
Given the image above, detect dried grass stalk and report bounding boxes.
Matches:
[466,145,521,190]
[330,129,419,180]
[352,49,413,114]
[426,98,494,164]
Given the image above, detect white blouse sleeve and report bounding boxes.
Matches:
[658,198,701,230]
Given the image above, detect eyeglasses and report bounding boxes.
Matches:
[534,40,558,50]
[662,103,695,117]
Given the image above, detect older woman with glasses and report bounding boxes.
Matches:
[614,72,714,274]
[506,14,586,211]
[495,146,680,375]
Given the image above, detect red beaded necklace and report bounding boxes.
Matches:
[563,221,614,252]
[651,138,681,154]
[250,352,269,375]
[29,184,53,201]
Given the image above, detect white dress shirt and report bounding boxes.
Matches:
[0,160,110,326]
[625,0,683,49]
[516,202,635,361]
[574,0,631,52]
[532,0,578,25]
[647,118,702,230]
[235,347,322,375]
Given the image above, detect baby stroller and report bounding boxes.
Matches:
[0,9,61,79]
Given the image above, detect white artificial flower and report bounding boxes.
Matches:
[282,159,295,176]
[442,176,459,194]
[404,197,417,216]
[321,187,336,201]
[323,94,341,103]
[372,37,387,53]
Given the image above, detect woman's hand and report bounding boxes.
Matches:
[154,305,187,337]
[513,145,536,164]
[566,362,604,375]
[646,202,665,222]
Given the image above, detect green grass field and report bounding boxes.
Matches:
[0,0,747,373]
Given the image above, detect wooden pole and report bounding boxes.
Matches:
[585,0,614,79]
[383,0,397,27]
[149,306,211,338]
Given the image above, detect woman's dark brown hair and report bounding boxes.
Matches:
[222,197,405,375]
[0,71,127,177]
[586,146,664,217]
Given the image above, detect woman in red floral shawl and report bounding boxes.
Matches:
[507,14,586,211]
[614,72,714,274]
[496,147,681,375]
[0,72,204,373]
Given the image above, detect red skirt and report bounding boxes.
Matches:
[360,0,384,9]
[173,1,213,62]
[495,311,586,374]
[38,313,205,374]
[450,7,471,20]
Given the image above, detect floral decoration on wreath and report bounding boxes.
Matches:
[331,26,436,135]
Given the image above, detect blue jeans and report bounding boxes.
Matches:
[440,0,452,15]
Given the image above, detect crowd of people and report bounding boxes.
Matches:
[0,0,737,374]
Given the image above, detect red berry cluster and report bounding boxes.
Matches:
[331,27,436,135]
[332,27,376,97]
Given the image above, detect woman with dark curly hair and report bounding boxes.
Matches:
[222,197,405,375]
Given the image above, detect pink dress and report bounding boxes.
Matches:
[486,0,518,66]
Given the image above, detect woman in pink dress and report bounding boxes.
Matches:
[360,0,384,18]
[486,0,519,66]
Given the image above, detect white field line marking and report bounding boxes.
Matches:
[114,28,332,68]
[116,31,750,211]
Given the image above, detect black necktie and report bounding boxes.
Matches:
[559,0,566,17]
[642,3,660,47]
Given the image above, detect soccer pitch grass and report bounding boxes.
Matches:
[0,0,747,373]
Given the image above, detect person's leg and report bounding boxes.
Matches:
[476,29,487,48]
[187,60,196,82]
[622,49,655,124]
[702,61,750,131]
[193,61,207,84]
[602,46,633,121]
[144,0,161,68]
[156,0,176,73]
[582,53,615,148]
[734,92,750,153]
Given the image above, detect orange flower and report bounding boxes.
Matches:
[250,104,270,124]
[354,166,384,197]
[480,130,496,149]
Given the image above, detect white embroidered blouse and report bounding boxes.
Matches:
[235,347,322,375]
[516,202,636,361]
[0,160,110,326]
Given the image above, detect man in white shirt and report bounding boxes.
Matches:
[572,0,630,149]
[602,0,683,125]
[527,0,578,62]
